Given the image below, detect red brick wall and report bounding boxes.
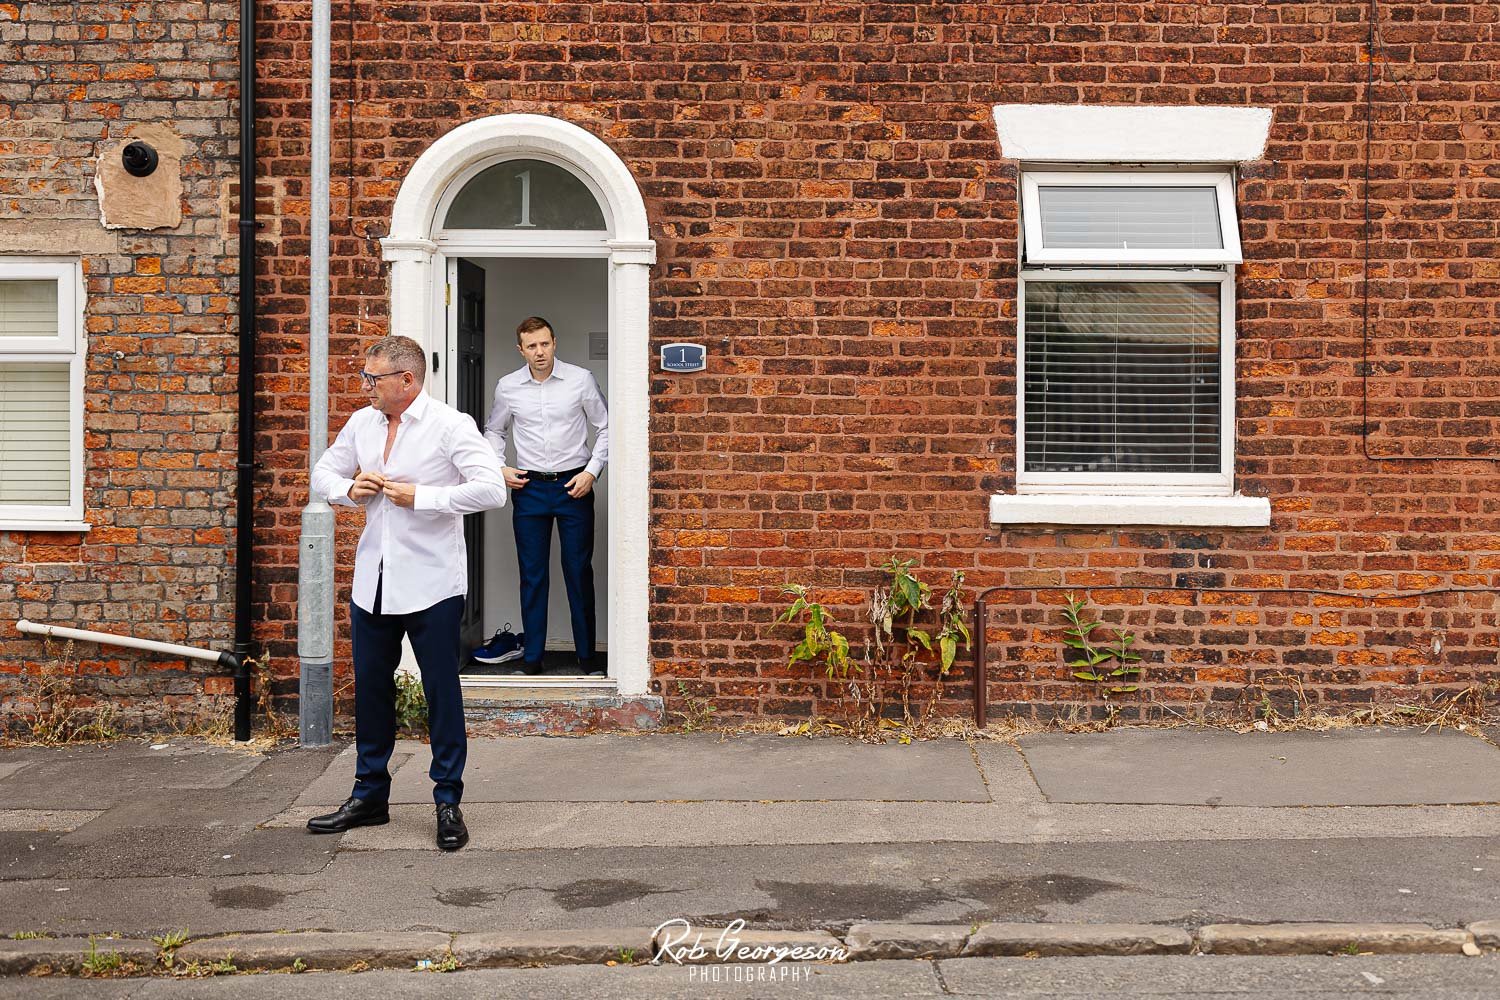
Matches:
[0,1,243,732]
[243,0,1500,724]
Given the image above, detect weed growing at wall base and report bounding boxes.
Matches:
[778,559,970,740]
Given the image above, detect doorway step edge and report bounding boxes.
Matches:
[463,690,663,735]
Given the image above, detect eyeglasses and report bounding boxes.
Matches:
[359,369,410,387]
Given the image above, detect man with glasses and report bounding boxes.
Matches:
[306,335,505,851]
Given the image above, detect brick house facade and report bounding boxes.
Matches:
[2,1,1497,734]
[0,1,243,731]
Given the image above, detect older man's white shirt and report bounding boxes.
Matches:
[311,392,506,616]
[483,359,609,476]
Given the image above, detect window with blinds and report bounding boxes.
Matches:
[1022,170,1242,266]
[0,279,60,340]
[1016,168,1237,493]
[1037,186,1223,252]
[0,262,80,521]
[1023,281,1221,475]
[0,362,71,504]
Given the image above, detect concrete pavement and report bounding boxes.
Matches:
[8,955,1500,999]
[0,726,1497,981]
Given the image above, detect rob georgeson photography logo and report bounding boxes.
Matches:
[653,918,849,984]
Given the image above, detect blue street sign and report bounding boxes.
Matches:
[660,342,706,373]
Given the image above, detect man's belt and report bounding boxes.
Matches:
[523,466,587,482]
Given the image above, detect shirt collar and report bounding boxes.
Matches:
[524,361,569,385]
[398,391,431,423]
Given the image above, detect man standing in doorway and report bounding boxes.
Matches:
[306,335,506,851]
[479,316,609,675]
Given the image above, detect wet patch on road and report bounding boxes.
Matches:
[436,886,498,908]
[552,878,675,911]
[210,884,287,910]
[690,873,1125,930]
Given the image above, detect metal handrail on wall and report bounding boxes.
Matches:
[968,584,1497,728]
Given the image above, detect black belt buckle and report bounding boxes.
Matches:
[525,467,583,482]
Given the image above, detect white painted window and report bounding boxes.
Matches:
[0,259,85,528]
[1021,170,1241,266]
[1016,169,1240,499]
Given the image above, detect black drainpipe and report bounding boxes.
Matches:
[231,0,258,741]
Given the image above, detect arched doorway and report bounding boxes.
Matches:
[382,115,654,698]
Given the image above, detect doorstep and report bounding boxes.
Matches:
[462,682,664,735]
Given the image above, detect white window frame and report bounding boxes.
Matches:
[431,151,614,257]
[0,257,87,530]
[1016,266,1235,497]
[1021,169,1242,267]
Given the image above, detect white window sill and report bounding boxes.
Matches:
[990,494,1270,528]
[0,520,91,533]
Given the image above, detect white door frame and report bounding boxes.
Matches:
[381,114,655,697]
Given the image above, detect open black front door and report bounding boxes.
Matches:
[455,258,486,653]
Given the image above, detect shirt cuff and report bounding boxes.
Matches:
[413,484,447,512]
[330,479,358,506]
[584,460,604,480]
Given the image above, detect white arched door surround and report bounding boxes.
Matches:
[382,114,655,697]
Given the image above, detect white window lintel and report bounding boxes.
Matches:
[993,104,1274,163]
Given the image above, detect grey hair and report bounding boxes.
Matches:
[365,335,426,385]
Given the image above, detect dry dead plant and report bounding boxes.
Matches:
[251,652,297,742]
[8,640,120,745]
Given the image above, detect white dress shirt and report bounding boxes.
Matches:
[483,358,609,478]
[311,392,506,616]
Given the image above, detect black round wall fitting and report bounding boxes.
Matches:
[121,140,158,178]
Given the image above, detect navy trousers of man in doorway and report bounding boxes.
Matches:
[512,473,596,666]
[350,577,467,806]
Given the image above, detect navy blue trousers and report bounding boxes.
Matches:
[350,578,466,806]
[512,477,596,664]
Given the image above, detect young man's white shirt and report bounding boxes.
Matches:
[311,391,506,616]
[483,358,609,476]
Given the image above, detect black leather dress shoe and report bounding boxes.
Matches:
[306,795,389,834]
[508,660,546,676]
[436,803,469,851]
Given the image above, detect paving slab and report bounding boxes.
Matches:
[295,734,989,805]
[935,954,1500,999]
[108,960,945,999]
[1019,728,1500,806]
[293,747,414,809]
[969,742,1045,804]
[0,742,263,810]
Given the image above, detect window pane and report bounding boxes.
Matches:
[0,361,70,504]
[1024,281,1221,475]
[443,159,607,230]
[0,279,59,339]
[1037,186,1222,251]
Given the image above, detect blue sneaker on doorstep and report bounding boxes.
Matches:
[470,624,524,665]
